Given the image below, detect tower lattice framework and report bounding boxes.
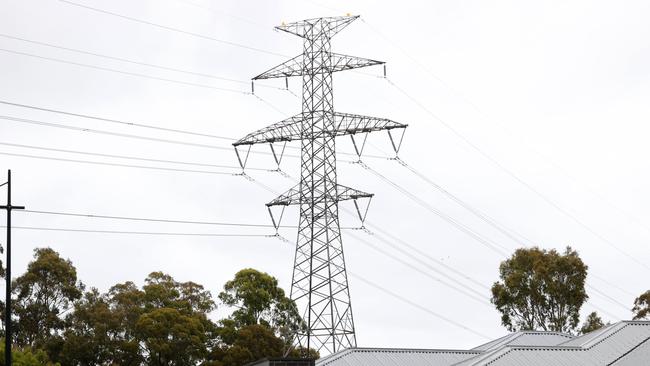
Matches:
[234,15,407,354]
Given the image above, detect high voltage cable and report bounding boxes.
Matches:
[363,17,650,254]
[0,34,284,91]
[0,102,384,159]
[0,100,235,141]
[358,161,509,256]
[396,158,537,247]
[384,77,650,273]
[347,230,491,305]
[169,0,270,29]
[0,141,274,172]
[349,273,491,340]
[269,231,492,340]
[23,206,494,308]
[0,48,250,94]
[354,164,631,318]
[17,209,296,228]
[0,114,273,154]
[365,222,490,291]
[57,0,288,58]
[0,100,387,159]
[0,151,240,176]
[1,225,271,238]
[383,160,639,306]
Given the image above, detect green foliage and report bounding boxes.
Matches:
[0,341,60,366]
[12,248,84,350]
[580,312,607,334]
[210,325,285,366]
[491,246,588,333]
[218,268,302,343]
[633,290,650,320]
[3,247,309,365]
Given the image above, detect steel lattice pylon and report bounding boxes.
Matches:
[234,15,407,354]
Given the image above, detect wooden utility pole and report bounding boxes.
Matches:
[0,170,24,366]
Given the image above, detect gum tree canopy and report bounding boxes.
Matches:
[491,246,588,333]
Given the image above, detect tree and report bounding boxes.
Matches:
[633,290,650,320]
[59,288,131,366]
[207,269,316,365]
[210,325,285,366]
[12,248,84,351]
[136,307,209,366]
[0,340,60,366]
[580,312,607,334]
[491,246,588,333]
[59,272,216,365]
[218,268,302,342]
[137,272,216,365]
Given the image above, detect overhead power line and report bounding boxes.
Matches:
[0,114,264,153]
[384,77,650,273]
[0,141,273,172]
[396,158,537,247]
[365,222,490,291]
[57,0,287,58]
[2,225,271,237]
[0,151,239,176]
[347,230,491,305]
[349,273,491,340]
[0,33,285,91]
[363,17,650,261]
[0,99,235,141]
[18,209,295,229]
[385,159,641,303]
[0,48,250,94]
[358,161,509,256]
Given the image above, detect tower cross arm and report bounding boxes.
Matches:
[275,15,359,39]
[253,53,384,80]
[233,112,407,146]
[266,184,373,207]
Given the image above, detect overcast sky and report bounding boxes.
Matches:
[1,0,649,351]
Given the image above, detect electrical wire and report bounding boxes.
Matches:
[346,230,491,305]
[0,48,249,94]
[267,229,493,340]
[169,0,271,29]
[350,273,492,340]
[0,34,285,91]
[385,158,640,305]
[0,100,234,141]
[384,76,650,273]
[396,158,537,247]
[358,161,509,256]
[0,114,278,155]
[57,0,287,58]
[1,225,271,237]
[364,17,650,260]
[0,151,239,176]
[365,222,490,291]
[17,209,297,229]
[0,141,274,172]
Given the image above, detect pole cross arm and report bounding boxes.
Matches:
[253,53,384,80]
[233,112,407,146]
[266,184,373,207]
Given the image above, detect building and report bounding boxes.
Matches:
[315,321,650,366]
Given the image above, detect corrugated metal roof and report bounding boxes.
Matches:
[478,322,650,366]
[316,348,481,366]
[610,336,650,365]
[317,321,650,366]
[471,331,573,351]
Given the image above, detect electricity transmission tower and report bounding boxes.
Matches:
[234,15,407,354]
